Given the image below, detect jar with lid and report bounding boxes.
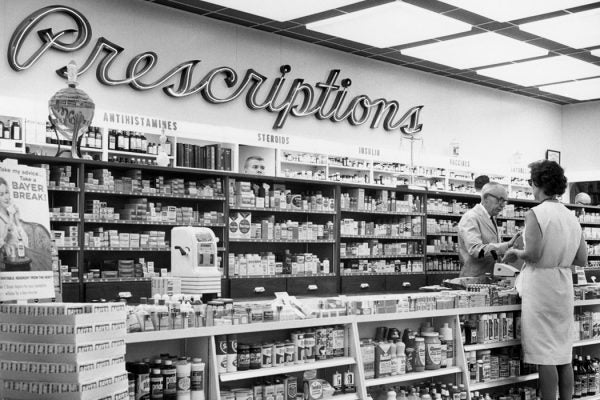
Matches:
[422,332,442,370]
[249,344,262,369]
[237,344,250,371]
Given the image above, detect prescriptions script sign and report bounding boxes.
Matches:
[7,5,423,134]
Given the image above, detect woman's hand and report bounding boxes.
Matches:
[503,248,520,263]
[507,231,522,248]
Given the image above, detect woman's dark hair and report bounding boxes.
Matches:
[528,160,567,196]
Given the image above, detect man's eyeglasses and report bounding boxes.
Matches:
[488,193,508,204]
[527,179,533,186]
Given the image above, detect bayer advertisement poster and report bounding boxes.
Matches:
[0,160,54,301]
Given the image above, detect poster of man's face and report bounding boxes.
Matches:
[239,145,275,176]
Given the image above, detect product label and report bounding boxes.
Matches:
[136,375,150,400]
[190,369,204,391]
[164,373,176,394]
[426,343,442,366]
[177,376,190,393]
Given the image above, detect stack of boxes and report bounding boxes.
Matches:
[0,303,128,399]
[84,228,167,250]
[48,165,76,189]
[51,225,78,248]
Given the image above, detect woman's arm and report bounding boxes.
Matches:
[502,210,542,264]
[573,231,588,267]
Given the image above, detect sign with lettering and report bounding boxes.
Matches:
[8,5,424,134]
[0,161,54,301]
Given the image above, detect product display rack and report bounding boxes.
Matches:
[4,151,599,303]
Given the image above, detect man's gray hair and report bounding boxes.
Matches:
[480,182,504,200]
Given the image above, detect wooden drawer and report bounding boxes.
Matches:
[386,274,426,292]
[287,276,338,296]
[341,275,386,294]
[229,278,286,298]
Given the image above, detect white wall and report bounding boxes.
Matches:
[562,101,600,181]
[0,0,565,172]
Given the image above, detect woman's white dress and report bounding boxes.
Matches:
[520,201,581,365]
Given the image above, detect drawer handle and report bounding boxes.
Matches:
[254,286,265,293]
[402,282,411,288]
[307,284,318,291]
[360,283,370,289]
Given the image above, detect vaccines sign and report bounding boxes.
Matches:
[0,161,54,301]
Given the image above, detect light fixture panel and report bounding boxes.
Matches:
[442,0,599,22]
[477,56,600,86]
[520,8,600,49]
[539,77,600,100]
[401,32,547,69]
[306,2,472,48]
[592,49,600,57]
[198,0,363,22]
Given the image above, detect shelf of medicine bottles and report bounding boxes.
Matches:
[496,216,525,221]
[50,216,80,222]
[328,164,370,171]
[372,169,411,177]
[341,271,424,276]
[83,246,170,251]
[229,238,336,243]
[48,186,79,192]
[229,206,335,215]
[426,212,464,218]
[107,149,170,158]
[340,235,425,240]
[281,159,327,167]
[340,209,425,216]
[463,339,521,352]
[126,315,354,344]
[574,299,600,306]
[469,372,539,391]
[230,273,336,279]
[364,366,463,387]
[83,277,151,283]
[426,270,460,274]
[426,232,458,236]
[31,142,103,153]
[448,177,474,182]
[580,222,600,226]
[219,356,356,382]
[340,254,423,260]
[573,337,600,347]
[84,219,225,227]
[427,252,459,256]
[57,246,80,251]
[84,188,225,200]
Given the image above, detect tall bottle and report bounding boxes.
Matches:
[162,359,177,400]
[176,357,191,400]
[3,120,10,139]
[108,130,116,150]
[190,358,205,400]
[150,367,164,399]
[10,120,21,140]
[574,364,582,399]
[141,133,148,153]
[117,130,125,151]
[579,355,589,396]
[586,355,596,396]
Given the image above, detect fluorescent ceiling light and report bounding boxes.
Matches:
[592,49,600,57]
[198,0,363,22]
[306,2,472,48]
[401,32,547,69]
[477,56,600,86]
[520,8,600,49]
[442,0,599,22]
[539,77,600,100]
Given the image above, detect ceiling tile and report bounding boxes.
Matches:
[306,2,472,48]
[520,8,600,49]
[539,76,600,100]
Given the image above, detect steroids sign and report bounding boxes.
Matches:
[8,5,423,134]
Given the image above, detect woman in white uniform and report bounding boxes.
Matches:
[504,160,588,400]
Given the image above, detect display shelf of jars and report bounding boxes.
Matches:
[84,188,225,200]
[364,366,463,387]
[340,254,423,260]
[230,206,335,215]
[126,315,355,343]
[468,373,539,391]
[219,357,357,382]
[84,219,225,227]
[340,235,425,240]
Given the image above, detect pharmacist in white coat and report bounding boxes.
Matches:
[458,183,520,277]
[503,160,588,400]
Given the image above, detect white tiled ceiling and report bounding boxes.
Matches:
[149,0,600,104]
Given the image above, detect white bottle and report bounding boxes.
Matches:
[396,341,406,374]
[176,357,191,400]
[386,390,397,400]
[439,322,454,367]
[190,358,205,400]
[389,340,398,375]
